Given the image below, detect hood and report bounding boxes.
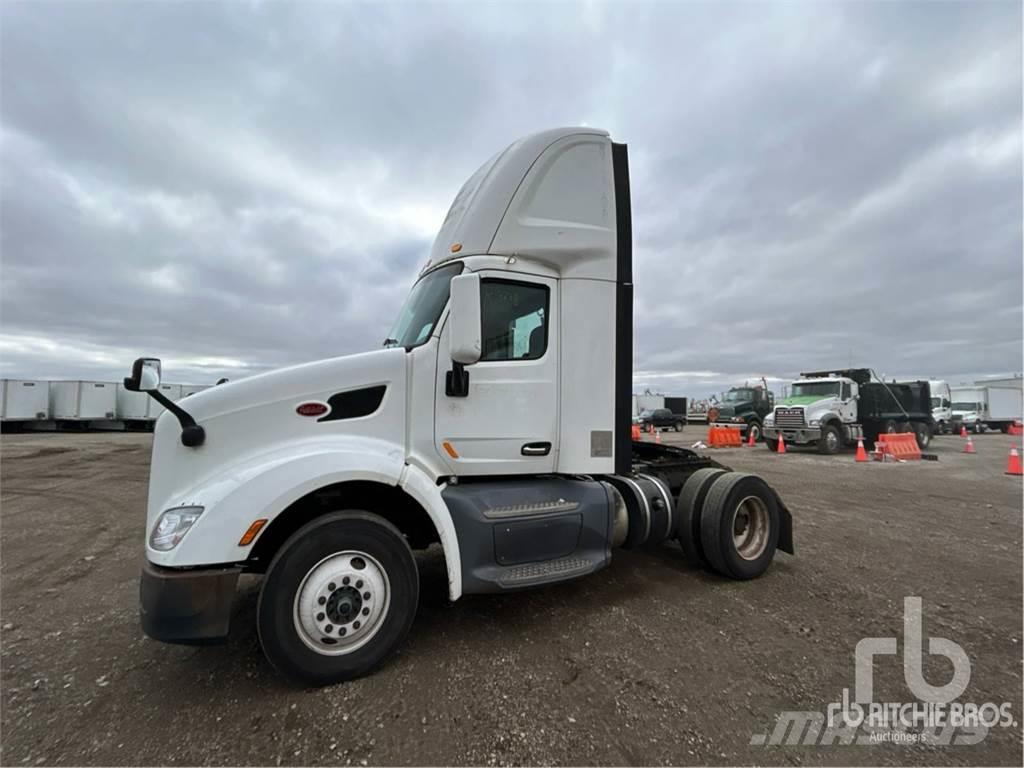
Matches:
[713,402,751,418]
[778,395,825,407]
[148,348,409,515]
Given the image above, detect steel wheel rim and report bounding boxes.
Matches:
[293,550,391,656]
[825,430,839,452]
[732,495,770,561]
[750,424,761,441]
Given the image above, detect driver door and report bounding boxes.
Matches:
[434,272,558,475]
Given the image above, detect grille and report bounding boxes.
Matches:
[775,408,806,428]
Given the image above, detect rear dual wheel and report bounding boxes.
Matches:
[676,470,780,579]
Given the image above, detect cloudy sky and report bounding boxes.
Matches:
[1,0,1021,398]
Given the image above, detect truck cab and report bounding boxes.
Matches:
[127,128,793,686]
[929,380,953,434]
[763,375,860,454]
[951,387,988,433]
[707,383,774,442]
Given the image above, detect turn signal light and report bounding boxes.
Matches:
[238,519,268,546]
[442,441,459,458]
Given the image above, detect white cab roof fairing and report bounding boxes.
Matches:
[427,127,618,281]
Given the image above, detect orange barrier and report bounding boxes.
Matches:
[875,433,922,461]
[707,425,742,448]
[1008,423,1023,436]
[631,424,641,441]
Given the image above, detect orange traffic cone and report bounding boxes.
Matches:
[648,423,654,435]
[655,429,661,444]
[776,433,786,454]
[855,437,868,462]
[746,429,756,447]
[963,435,976,454]
[1006,446,1023,476]
[631,424,641,441]
[960,424,967,437]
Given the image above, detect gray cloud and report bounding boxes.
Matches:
[1,0,1020,397]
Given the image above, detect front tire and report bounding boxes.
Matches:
[818,424,842,455]
[257,511,419,687]
[699,473,780,580]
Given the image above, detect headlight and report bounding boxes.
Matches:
[150,506,204,551]
[809,419,820,427]
[764,414,774,425]
[732,416,744,422]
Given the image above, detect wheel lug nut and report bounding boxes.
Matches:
[318,596,326,605]
[328,582,336,591]
[363,592,370,600]
[362,607,369,616]
[355,580,363,589]
[324,624,333,633]
[342,576,350,585]
[353,621,361,629]
[339,627,346,636]
[317,612,325,621]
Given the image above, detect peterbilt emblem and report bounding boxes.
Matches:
[296,402,329,417]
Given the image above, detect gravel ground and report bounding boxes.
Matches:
[1,429,1021,766]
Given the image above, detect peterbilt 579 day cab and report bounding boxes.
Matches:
[763,369,934,453]
[127,128,794,687]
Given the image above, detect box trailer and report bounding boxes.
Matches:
[985,387,1022,432]
[117,383,152,425]
[1,379,50,421]
[148,384,183,419]
[50,381,117,422]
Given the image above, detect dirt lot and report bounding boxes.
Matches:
[1,429,1021,766]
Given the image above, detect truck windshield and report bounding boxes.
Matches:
[791,382,840,398]
[952,402,979,411]
[722,389,753,402]
[385,262,463,349]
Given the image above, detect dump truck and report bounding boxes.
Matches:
[707,380,774,442]
[126,128,794,687]
[763,369,934,453]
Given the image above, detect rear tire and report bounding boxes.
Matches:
[675,468,727,567]
[765,435,779,451]
[257,511,419,687]
[912,422,932,449]
[699,473,780,580]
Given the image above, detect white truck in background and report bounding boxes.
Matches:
[125,128,794,687]
[929,380,952,434]
[952,386,1023,433]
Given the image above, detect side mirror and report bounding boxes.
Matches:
[448,273,482,365]
[124,357,162,392]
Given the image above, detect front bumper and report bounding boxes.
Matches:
[709,420,750,433]
[763,426,822,444]
[140,560,241,645]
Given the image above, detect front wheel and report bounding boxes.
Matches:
[747,420,762,443]
[257,511,419,687]
[817,424,842,455]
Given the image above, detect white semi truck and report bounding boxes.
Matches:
[126,128,794,686]
[929,380,952,434]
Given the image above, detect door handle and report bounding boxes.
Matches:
[521,442,551,456]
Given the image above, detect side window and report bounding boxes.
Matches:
[480,280,549,361]
[841,382,851,400]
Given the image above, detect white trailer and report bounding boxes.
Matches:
[49,381,117,422]
[1,379,50,421]
[986,387,1022,432]
[117,383,152,423]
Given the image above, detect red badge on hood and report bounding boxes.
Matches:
[296,402,329,417]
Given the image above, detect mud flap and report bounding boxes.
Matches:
[771,488,795,555]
